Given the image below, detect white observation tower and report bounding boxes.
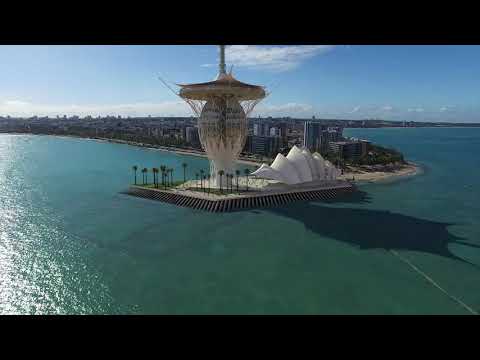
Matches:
[177,45,266,188]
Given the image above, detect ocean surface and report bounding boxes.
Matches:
[0,128,479,314]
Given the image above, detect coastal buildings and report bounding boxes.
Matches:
[250,136,267,154]
[303,121,343,154]
[1,114,379,165]
[185,126,200,146]
[327,126,343,143]
[329,140,370,160]
[2,116,473,142]
[253,123,271,136]
[303,121,325,153]
[246,135,284,157]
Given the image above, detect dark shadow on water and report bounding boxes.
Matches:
[269,190,480,269]
[323,189,372,205]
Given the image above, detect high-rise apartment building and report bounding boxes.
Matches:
[303,121,326,153]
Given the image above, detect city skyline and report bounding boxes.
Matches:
[1,45,479,122]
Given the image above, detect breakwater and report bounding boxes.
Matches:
[123,184,355,212]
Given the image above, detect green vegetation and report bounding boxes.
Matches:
[184,187,248,196]
[152,168,159,188]
[136,180,185,189]
[235,170,241,192]
[324,143,406,168]
[131,163,255,196]
[133,162,212,191]
[356,144,405,166]
[217,170,225,193]
[182,162,187,183]
[132,165,138,185]
[244,168,250,191]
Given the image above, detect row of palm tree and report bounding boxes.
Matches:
[132,165,175,189]
[217,168,251,193]
[132,163,252,193]
[195,170,211,193]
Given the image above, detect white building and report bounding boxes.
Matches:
[251,145,341,185]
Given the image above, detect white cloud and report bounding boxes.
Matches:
[0,100,192,117]
[0,99,316,118]
[254,102,314,116]
[204,45,335,72]
[2,99,476,122]
[4,100,30,107]
[440,105,455,112]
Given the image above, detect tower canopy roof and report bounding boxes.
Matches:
[178,72,266,101]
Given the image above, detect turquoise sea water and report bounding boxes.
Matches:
[0,128,479,314]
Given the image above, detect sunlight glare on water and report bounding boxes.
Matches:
[0,131,479,314]
[0,135,121,314]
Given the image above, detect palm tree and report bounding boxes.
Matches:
[200,169,205,190]
[202,175,207,193]
[207,174,211,194]
[169,168,174,186]
[218,170,225,193]
[195,173,199,189]
[160,165,166,186]
[182,162,187,183]
[235,170,240,192]
[159,165,167,190]
[132,165,138,185]
[152,167,157,187]
[244,168,250,191]
[153,168,159,188]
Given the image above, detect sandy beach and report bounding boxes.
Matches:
[147,139,421,184]
[338,163,420,183]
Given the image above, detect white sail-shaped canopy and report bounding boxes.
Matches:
[324,160,339,180]
[313,152,326,180]
[251,146,341,184]
[313,152,329,180]
[286,146,313,183]
[252,163,286,183]
[302,148,319,179]
[270,153,302,184]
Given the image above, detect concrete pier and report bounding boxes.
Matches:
[123,181,355,213]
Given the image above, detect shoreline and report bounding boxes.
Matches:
[72,135,264,166]
[76,136,422,181]
[339,162,420,184]
[1,132,421,182]
[0,132,263,166]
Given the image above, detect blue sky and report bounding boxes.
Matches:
[0,45,479,122]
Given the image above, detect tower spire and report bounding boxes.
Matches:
[219,45,226,76]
